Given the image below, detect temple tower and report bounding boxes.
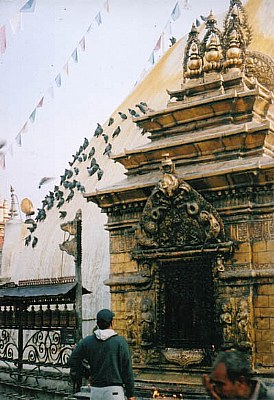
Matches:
[85,0,274,396]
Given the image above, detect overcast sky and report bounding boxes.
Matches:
[0,0,236,210]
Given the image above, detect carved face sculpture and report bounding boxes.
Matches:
[158,174,179,198]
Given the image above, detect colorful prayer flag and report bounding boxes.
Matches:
[171,2,180,21]
[63,62,69,76]
[37,97,44,108]
[20,0,36,13]
[154,35,162,51]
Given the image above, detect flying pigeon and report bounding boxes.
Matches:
[112,126,121,139]
[136,102,154,114]
[88,147,96,159]
[83,137,89,149]
[97,168,104,181]
[24,235,32,246]
[103,143,112,157]
[66,190,75,202]
[59,211,67,219]
[94,123,103,137]
[87,164,99,176]
[38,177,55,189]
[108,117,114,126]
[128,108,137,116]
[32,236,38,248]
[118,112,127,120]
[57,198,65,209]
[102,134,109,144]
[27,223,37,233]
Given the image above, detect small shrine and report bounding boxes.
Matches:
[85,0,274,396]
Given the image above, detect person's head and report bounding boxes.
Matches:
[210,350,252,399]
[96,309,115,330]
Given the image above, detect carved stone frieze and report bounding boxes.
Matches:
[162,348,204,368]
[245,51,274,92]
[219,298,251,349]
[136,171,226,249]
[139,297,154,348]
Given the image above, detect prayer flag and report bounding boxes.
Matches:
[55,74,62,88]
[79,37,86,51]
[0,26,6,54]
[22,121,28,133]
[171,2,180,21]
[29,109,36,123]
[71,48,78,63]
[10,13,22,34]
[63,62,69,76]
[104,0,110,13]
[95,12,102,26]
[20,0,36,13]
[148,52,155,65]
[37,97,44,108]
[87,23,94,33]
[154,35,162,51]
[0,154,5,170]
[15,132,22,146]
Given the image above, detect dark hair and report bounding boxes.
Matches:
[213,350,251,384]
[97,319,111,330]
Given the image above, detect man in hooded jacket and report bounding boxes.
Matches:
[68,308,135,400]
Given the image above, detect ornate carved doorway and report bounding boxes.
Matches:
[158,259,218,350]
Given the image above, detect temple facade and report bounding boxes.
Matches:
[85,1,274,396]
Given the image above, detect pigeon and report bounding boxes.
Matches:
[129,108,140,118]
[35,208,46,222]
[57,198,65,209]
[66,190,75,202]
[38,177,55,189]
[88,147,96,159]
[103,143,112,157]
[74,167,79,175]
[59,211,67,219]
[55,190,64,200]
[83,137,89,149]
[27,223,37,233]
[82,153,87,161]
[32,236,38,248]
[118,112,127,120]
[102,134,109,143]
[112,126,121,139]
[169,36,177,46]
[108,117,114,126]
[94,123,103,137]
[89,157,97,167]
[24,235,32,246]
[87,164,99,176]
[136,102,154,114]
[64,169,73,179]
[97,168,104,181]
[77,156,83,162]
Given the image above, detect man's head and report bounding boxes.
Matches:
[210,350,252,399]
[96,308,115,330]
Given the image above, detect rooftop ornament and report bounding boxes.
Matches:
[183,0,253,80]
